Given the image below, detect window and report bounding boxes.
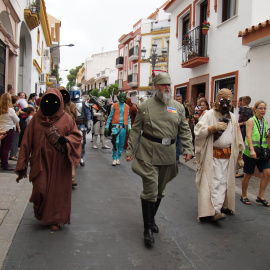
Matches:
[214,76,235,100]
[222,0,236,22]
[125,45,128,57]
[176,86,187,101]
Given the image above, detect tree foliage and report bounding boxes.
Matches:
[66,63,84,90]
[107,84,119,96]
[91,89,99,97]
[98,88,110,98]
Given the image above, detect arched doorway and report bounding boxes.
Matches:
[18,22,32,95]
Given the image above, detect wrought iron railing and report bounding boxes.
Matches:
[129,46,139,57]
[182,26,208,63]
[128,73,138,83]
[116,56,124,66]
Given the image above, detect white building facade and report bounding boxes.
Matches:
[165,0,270,119]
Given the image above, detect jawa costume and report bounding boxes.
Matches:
[58,86,78,187]
[15,88,81,231]
[195,89,244,222]
[105,92,130,166]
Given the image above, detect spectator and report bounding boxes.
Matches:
[241,100,270,207]
[28,93,37,108]
[35,93,43,108]
[198,98,210,122]
[9,96,21,161]
[26,106,36,125]
[17,92,28,148]
[236,96,253,178]
[0,93,20,170]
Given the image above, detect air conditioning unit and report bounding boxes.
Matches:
[135,35,141,42]
[44,49,50,58]
[39,73,46,84]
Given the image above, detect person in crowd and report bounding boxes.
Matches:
[198,98,210,122]
[236,96,253,178]
[105,92,130,166]
[175,94,190,164]
[125,73,193,245]
[7,84,14,95]
[124,97,137,149]
[240,100,270,207]
[194,98,202,125]
[58,86,78,187]
[27,93,37,108]
[35,93,43,109]
[15,88,81,231]
[9,96,21,161]
[0,93,20,170]
[195,89,244,222]
[17,92,28,148]
[186,101,195,147]
[0,128,7,140]
[26,106,36,125]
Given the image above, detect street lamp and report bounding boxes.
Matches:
[50,43,74,53]
[141,43,167,95]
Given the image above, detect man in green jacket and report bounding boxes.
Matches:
[125,73,193,245]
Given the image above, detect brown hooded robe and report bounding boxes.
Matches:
[15,88,81,226]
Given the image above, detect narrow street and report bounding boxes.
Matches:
[2,137,270,270]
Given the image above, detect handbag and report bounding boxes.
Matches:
[254,118,270,160]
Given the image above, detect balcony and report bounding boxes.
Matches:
[128,46,139,62]
[116,56,124,69]
[151,19,170,32]
[24,4,40,31]
[127,73,138,87]
[181,26,209,68]
[115,79,123,90]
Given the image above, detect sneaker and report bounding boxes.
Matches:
[92,145,98,149]
[176,159,181,164]
[102,145,110,149]
[211,213,226,222]
[116,159,120,165]
[2,165,15,171]
[112,160,117,166]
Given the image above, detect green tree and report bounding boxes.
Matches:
[107,84,119,97]
[66,63,84,90]
[98,88,110,98]
[91,88,99,97]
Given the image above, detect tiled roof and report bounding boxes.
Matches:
[148,0,171,19]
[238,19,270,37]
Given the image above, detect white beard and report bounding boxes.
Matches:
[156,88,172,105]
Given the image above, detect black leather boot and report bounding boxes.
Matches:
[153,198,161,233]
[141,199,155,245]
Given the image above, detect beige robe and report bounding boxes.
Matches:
[194,109,244,218]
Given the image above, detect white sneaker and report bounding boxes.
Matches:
[112,160,117,166]
[116,159,120,165]
[92,145,98,149]
[102,145,110,149]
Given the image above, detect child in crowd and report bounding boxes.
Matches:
[26,107,35,125]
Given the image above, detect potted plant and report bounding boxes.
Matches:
[202,20,210,35]
[30,1,37,13]
[188,51,198,60]
[182,34,189,46]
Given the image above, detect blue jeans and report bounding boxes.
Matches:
[176,135,182,160]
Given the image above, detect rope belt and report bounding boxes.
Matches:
[213,146,231,159]
[142,132,175,146]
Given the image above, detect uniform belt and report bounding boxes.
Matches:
[142,132,175,146]
[112,124,127,129]
[213,146,231,159]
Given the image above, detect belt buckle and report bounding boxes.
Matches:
[162,138,171,145]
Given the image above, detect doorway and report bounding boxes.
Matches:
[199,0,207,57]
[191,83,206,105]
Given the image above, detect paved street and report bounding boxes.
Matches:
[1,136,270,270]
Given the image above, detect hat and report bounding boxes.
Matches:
[153,73,171,85]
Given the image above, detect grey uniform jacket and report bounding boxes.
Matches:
[126,95,194,166]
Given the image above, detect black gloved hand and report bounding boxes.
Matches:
[58,136,69,144]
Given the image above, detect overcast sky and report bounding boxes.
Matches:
[45,0,168,86]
